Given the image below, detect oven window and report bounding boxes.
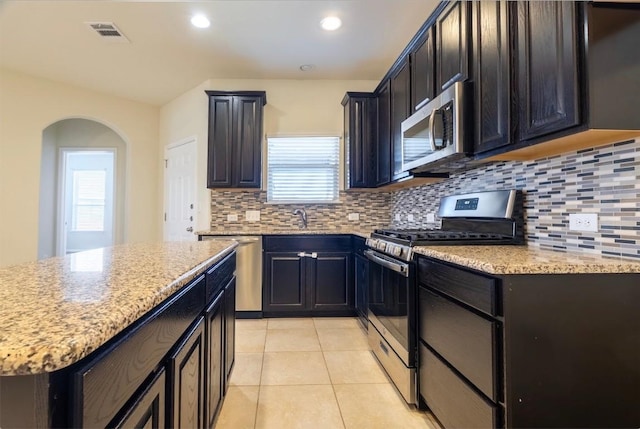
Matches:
[368,259,409,351]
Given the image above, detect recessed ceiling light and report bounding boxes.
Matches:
[320,16,342,31]
[191,14,210,29]
[299,64,314,72]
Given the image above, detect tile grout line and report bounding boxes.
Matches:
[315,319,348,429]
[252,326,267,429]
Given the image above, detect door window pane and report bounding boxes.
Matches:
[72,170,106,231]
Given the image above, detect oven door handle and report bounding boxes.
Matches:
[364,250,409,277]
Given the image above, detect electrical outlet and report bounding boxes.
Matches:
[348,213,360,221]
[227,213,238,222]
[407,214,415,222]
[426,213,436,223]
[569,213,598,232]
[394,214,401,221]
[245,210,260,222]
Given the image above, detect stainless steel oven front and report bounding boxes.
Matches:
[365,249,417,405]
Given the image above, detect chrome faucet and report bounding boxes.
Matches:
[292,208,308,229]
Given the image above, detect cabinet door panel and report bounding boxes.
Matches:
[411,28,435,110]
[346,96,376,188]
[390,60,411,180]
[207,96,234,187]
[264,252,306,312]
[473,0,511,153]
[168,317,205,429]
[376,81,392,186]
[113,369,166,429]
[234,96,263,188]
[354,254,369,325]
[205,292,224,428]
[311,252,352,311]
[224,277,236,389]
[516,1,580,140]
[437,1,470,91]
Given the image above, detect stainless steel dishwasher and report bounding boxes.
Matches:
[200,235,263,317]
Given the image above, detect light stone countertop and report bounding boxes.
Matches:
[413,245,640,275]
[196,229,371,239]
[0,241,237,376]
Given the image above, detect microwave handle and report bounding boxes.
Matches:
[428,107,438,151]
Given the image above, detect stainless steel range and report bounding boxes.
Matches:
[365,190,523,406]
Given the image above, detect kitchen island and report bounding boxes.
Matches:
[0,240,237,428]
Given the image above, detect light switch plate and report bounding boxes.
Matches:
[394,214,401,221]
[407,214,415,221]
[426,213,436,223]
[227,213,238,222]
[348,213,360,221]
[245,210,260,222]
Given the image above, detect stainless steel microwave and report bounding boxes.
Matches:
[401,82,470,173]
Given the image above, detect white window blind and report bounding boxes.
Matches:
[267,136,340,203]
[72,170,106,232]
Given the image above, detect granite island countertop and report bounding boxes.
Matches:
[0,241,237,376]
[413,245,640,274]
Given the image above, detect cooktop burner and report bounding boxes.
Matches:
[373,228,516,244]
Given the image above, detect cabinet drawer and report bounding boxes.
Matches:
[420,343,497,429]
[419,286,498,401]
[263,235,352,252]
[418,258,499,316]
[206,251,236,302]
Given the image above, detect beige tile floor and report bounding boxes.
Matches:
[215,317,440,429]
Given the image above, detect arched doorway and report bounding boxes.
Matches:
[38,118,127,258]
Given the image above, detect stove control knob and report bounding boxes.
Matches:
[392,246,402,257]
[378,242,386,251]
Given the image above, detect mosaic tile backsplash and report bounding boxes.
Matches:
[210,190,391,231]
[210,138,639,260]
[391,138,640,260]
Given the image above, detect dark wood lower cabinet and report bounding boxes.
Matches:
[112,369,166,429]
[262,235,354,317]
[167,317,205,429]
[224,277,236,390]
[205,291,225,429]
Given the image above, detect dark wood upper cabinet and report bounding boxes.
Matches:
[390,58,411,181]
[375,80,392,186]
[342,92,377,189]
[515,1,580,142]
[410,27,435,111]
[206,91,266,189]
[472,0,512,154]
[436,1,470,93]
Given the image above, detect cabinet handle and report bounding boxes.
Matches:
[297,252,318,258]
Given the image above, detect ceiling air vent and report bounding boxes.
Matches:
[85,22,130,43]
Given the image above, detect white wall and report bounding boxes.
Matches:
[0,68,160,267]
[159,78,378,234]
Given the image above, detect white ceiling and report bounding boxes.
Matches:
[0,0,440,106]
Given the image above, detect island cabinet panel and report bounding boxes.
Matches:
[263,235,354,317]
[224,277,237,390]
[167,317,205,429]
[472,0,512,154]
[111,368,166,429]
[515,1,580,142]
[204,291,225,429]
[72,274,206,428]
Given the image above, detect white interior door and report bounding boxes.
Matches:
[164,139,197,241]
[60,149,115,254]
